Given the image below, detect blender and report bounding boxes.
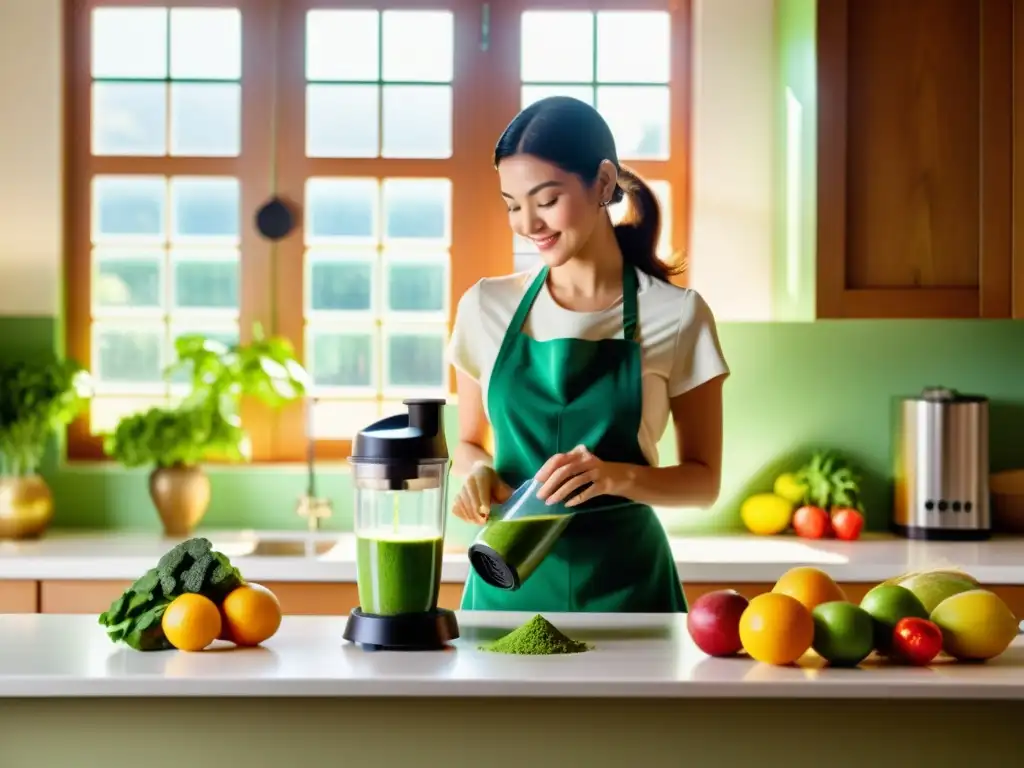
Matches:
[343,399,459,651]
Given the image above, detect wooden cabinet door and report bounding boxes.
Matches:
[816,0,1014,318]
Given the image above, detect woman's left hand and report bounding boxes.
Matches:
[534,445,635,508]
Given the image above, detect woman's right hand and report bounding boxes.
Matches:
[452,461,513,525]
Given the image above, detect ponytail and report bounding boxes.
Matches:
[611,166,685,283]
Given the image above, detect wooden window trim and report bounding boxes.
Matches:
[63,0,692,464]
[64,0,277,461]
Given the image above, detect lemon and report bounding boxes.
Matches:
[773,472,807,505]
[930,589,1018,661]
[740,493,794,535]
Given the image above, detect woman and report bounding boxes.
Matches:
[446,96,729,613]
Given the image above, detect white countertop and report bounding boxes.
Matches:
[1,611,1022,699]
[1,528,1023,583]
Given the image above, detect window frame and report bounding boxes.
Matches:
[63,0,693,463]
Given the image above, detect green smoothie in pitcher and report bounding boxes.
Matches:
[356,530,444,616]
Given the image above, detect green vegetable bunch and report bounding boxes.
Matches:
[795,450,864,511]
[99,537,245,651]
[0,357,92,476]
[103,324,310,469]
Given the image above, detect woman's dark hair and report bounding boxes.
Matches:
[493,95,683,282]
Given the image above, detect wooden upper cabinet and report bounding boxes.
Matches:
[816,0,1015,318]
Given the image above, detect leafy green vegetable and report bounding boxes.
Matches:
[98,537,245,651]
[795,451,864,511]
[0,357,92,476]
[102,324,308,469]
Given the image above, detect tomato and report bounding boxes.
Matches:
[831,507,864,541]
[792,505,831,539]
[891,617,943,666]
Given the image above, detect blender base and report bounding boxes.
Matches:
[343,607,460,651]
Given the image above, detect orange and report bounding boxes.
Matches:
[221,583,282,647]
[771,566,847,610]
[162,593,222,652]
[739,592,814,665]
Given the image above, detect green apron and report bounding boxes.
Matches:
[460,262,687,613]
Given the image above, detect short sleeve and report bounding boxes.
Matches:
[446,281,484,381]
[667,290,730,398]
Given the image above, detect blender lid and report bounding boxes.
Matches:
[350,398,449,466]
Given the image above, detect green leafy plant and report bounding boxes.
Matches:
[103,325,309,469]
[0,357,93,476]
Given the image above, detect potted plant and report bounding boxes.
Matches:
[103,326,309,536]
[0,357,93,539]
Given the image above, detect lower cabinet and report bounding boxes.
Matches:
[1,580,1021,618]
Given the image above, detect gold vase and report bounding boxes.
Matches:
[149,465,211,537]
[0,475,55,540]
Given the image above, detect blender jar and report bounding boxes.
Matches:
[350,400,450,617]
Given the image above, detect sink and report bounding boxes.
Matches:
[250,540,338,557]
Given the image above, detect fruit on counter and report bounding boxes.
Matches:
[771,566,847,611]
[792,505,831,539]
[740,493,794,535]
[772,472,808,505]
[162,593,223,652]
[890,617,943,666]
[686,589,749,657]
[98,537,246,651]
[859,585,929,655]
[830,507,864,541]
[810,601,875,667]
[896,571,978,615]
[795,451,863,513]
[739,592,814,665]
[929,589,1019,662]
[220,582,283,647]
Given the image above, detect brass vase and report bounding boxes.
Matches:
[0,475,55,540]
[149,464,211,537]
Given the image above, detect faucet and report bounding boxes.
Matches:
[296,395,333,533]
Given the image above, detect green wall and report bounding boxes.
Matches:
[5,316,1024,544]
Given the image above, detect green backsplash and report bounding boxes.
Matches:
[4,316,1024,545]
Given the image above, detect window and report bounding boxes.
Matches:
[64,0,691,462]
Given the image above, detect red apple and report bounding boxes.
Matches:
[687,589,749,657]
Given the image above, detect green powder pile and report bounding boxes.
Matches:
[478,614,592,655]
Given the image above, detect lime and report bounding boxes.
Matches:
[811,601,875,666]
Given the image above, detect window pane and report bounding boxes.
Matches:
[597,86,670,160]
[307,250,375,313]
[170,178,240,243]
[306,85,379,158]
[521,85,594,109]
[93,250,164,311]
[382,179,450,244]
[310,398,380,440]
[384,255,447,314]
[92,83,166,156]
[169,8,242,80]
[91,396,170,435]
[521,11,593,83]
[171,251,240,310]
[93,324,165,384]
[596,12,670,84]
[306,9,379,81]
[382,85,452,159]
[382,10,453,82]
[309,330,376,389]
[306,178,379,244]
[92,176,166,244]
[91,8,167,79]
[170,84,241,157]
[385,331,445,389]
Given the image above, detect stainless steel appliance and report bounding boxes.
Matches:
[893,387,990,540]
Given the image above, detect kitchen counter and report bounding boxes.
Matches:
[1,528,1023,583]
[1,611,1021,766]
[2,611,1022,700]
